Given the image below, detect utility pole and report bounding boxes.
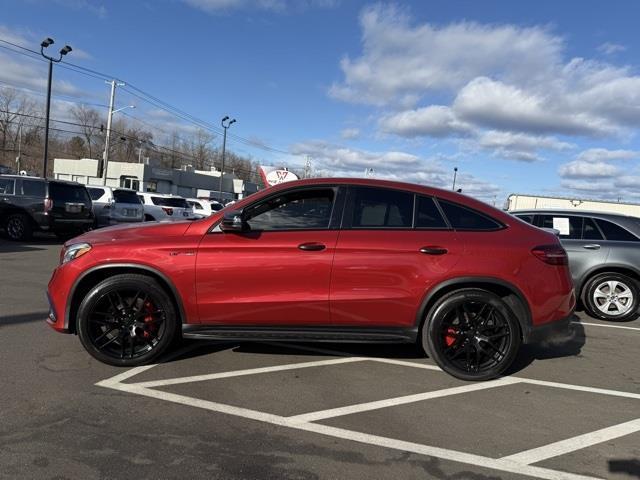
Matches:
[101,79,126,186]
[15,124,22,173]
[218,116,236,201]
[304,155,312,178]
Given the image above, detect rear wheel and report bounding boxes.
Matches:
[5,213,32,241]
[422,289,521,381]
[77,274,177,366]
[583,273,639,321]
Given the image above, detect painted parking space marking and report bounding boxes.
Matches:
[287,377,520,424]
[572,321,640,332]
[502,418,640,465]
[96,342,640,480]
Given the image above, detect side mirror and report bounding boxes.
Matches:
[219,210,247,232]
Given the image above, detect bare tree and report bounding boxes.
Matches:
[70,104,102,159]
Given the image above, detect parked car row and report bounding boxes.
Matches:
[0,174,228,241]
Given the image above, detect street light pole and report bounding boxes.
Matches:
[452,167,458,191]
[218,116,236,201]
[40,38,72,178]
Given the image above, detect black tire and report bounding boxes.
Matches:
[422,289,521,381]
[5,213,32,241]
[583,273,640,321]
[77,274,178,366]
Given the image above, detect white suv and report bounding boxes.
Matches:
[86,186,144,227]
[186,198,224,218]
[137,193,194,222]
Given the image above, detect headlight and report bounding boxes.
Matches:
[61,243,92,265]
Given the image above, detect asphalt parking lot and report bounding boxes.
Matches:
[1,235,639,480]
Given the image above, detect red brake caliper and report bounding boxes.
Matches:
[142,300,157,338]
[444,327,458,347]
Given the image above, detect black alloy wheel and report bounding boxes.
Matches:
[77,274,177,366]
[423,289,521,381]
[5,213,32,241]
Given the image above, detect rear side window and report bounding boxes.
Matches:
[113,190,141,204]
[538,215,582,239]
[87,188,105,201]
[0,178,15,195]
[582,218,604,240]
[438,200,502,231]
[49,183,91,203]
[515,214,535,225]
[595,219,639,242]
[151,196,189,208]
[350,187,413,228]
[415,196,448,229]
[21,180,45,197]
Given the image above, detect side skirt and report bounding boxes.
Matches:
[181,325,418,344]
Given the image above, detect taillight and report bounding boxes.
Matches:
[162,207,173,215]
[531,244,568,266]
[44,198,53,213]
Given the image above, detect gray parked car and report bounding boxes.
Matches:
[86,186,144,227]
[513,209,640,321]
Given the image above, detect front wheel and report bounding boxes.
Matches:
[77,274,178,366]
[583,273,639,321]
[422,289,521,381]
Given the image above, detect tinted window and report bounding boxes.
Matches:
[415,196,447,228]
[246,189,334,231]
[582,217,604,240]
[87,187,105,201]
[515,214,535,225]
[210,203,223,211]
[351,187,413,228]
[113,190,141,204]
[538,215,582,239]
[595,219,639,242]
[49,183,91,203]
[21,180,45,197]
[150,196,189,208]
[439,200,502,230]
[0,178,15,195]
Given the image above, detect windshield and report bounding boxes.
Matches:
[150,196,189,208]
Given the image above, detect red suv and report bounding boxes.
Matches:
[47,179,575,380]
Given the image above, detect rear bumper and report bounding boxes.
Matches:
[523,314,574,344]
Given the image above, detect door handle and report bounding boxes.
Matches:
[298,242,326,251]
[420,246,448,255]
[583,244,601,250]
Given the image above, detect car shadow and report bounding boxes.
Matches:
[609,459,640,478]
[505,315,586,376]
[0,311,49,328]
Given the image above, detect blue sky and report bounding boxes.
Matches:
[1,0,640,204]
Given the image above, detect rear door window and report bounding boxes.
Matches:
[113,190,141,204]
[350,187,413,228]
[0,178,15,195]
[21,180,46,197]
[87,188,105,201]
[415,196,448,229]
[582,217,604,240]
[595,219,639,242]
[438,200,502,231]
[151,196,189,208]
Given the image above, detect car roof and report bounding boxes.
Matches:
[510,209,639,220]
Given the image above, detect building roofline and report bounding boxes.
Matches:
[507,193,640,208]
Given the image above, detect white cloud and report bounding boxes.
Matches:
[598,42,626,56]
[183,0,337,13]
[379,105,472,138]
[558,160,619,179]
[575,148,639,162]
[340,127,360,140]
[476,130,574,162]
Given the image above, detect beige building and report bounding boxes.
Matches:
[507,193,640,217]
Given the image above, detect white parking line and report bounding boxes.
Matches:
[502,418,640,465]
[516,378,640,401]
[572,321,640,332]
[288,377,520,424]
[133,357,366,388]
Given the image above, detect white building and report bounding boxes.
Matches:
[507,193,640,217]
[53,158,259,200]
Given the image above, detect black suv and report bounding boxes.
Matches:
[0,175,94,241]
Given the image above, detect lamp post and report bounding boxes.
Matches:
[452,167,458,191]
[218,116,236,201]
[40,38,72,178]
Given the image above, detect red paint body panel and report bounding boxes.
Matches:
[47,178,575,337]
